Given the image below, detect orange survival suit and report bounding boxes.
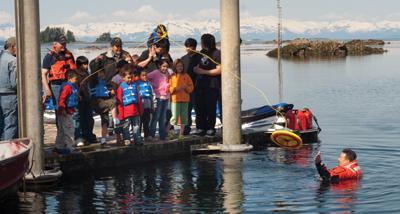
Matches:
[316,160,362,183]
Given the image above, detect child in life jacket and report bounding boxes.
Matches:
[137,70,155,141]
[315,148,362,183]
[168,59,194,140]
[111,60,132,145]
[116,66,143,146]
[56,70,79,151]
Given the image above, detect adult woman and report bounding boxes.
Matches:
[193,34,221,136]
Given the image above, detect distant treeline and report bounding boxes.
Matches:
[39,27,114,44]
[40,27,76,43]
[95,32,112,43]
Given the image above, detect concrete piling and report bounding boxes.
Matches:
[15,0,44,178]
[220,0,242,147]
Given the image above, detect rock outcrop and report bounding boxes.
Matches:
[364,39,385,45]
[267,39,386,58]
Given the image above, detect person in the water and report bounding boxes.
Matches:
[315,148,362,182]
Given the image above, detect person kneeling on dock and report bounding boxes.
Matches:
[55,70,79,152]
[116,66,143,146]
[315,148,362,182]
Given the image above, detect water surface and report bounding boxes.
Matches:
[3,41,400,213]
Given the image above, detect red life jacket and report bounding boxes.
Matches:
[285,108,314,131]
[48,48,76,81]
[329,161,362,180]
[302,108,313,129]
[285,110,299,130]
[297,110,307,130]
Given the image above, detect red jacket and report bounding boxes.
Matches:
[116,82,143,120]
[317,160,362,182]
[58,82,78,114]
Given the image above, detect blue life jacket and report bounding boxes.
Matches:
[61,82,78,108]
[90,79,109,98]
[138,80,152,99]
[120,82,138,106]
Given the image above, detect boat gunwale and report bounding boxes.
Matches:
[0,138,32,166]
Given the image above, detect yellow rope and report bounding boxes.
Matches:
[169,39,287,125]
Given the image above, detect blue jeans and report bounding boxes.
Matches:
[0,94,18,140]
[149,98,168,140]
[50,83,62,127]
[50,83,62,110]
[122,116,141,144]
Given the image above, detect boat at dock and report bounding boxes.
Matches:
[242,104,321,144]
[0,138,32,200]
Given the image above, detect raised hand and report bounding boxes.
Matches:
[315,151,321,164]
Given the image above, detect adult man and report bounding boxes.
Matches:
[89,37,130,146]
[42,34,76,116]
[138,38,172,73]
[0,37,18,140]
[181,38,202,135]
[315,148,362,182]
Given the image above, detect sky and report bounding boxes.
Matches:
[2,0,400,27]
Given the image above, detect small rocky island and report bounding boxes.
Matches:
[267,39,387,58]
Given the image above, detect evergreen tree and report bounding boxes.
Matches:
[40,27,76,43]
[95,32,112,43]
[66,30,76,42]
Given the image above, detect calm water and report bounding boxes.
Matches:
[3,41,400,213]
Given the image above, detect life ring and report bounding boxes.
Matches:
[271,130,303,149]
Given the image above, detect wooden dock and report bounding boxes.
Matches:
[43,123,318,176]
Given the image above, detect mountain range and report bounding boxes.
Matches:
[1,16,400,42]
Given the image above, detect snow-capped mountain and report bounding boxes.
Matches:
[1,17,400,41]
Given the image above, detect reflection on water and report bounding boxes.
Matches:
[2,145,370,213]
[316,180,360,214]
[2,42,400,212]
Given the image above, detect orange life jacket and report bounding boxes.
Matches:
[329,160,362,180]
[48,48,76,81]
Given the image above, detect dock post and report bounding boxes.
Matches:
[220,0,251,151]
[15,0,44,177]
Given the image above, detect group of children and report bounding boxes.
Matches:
[56,54,194,150]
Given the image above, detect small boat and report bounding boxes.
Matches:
[241,103,293,124]
[242,105,321,145]
[0,138,32,200]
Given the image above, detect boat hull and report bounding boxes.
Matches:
[244,127,319,149]
[0,139,31,200]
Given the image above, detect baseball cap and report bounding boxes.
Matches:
[54,34,67,44]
